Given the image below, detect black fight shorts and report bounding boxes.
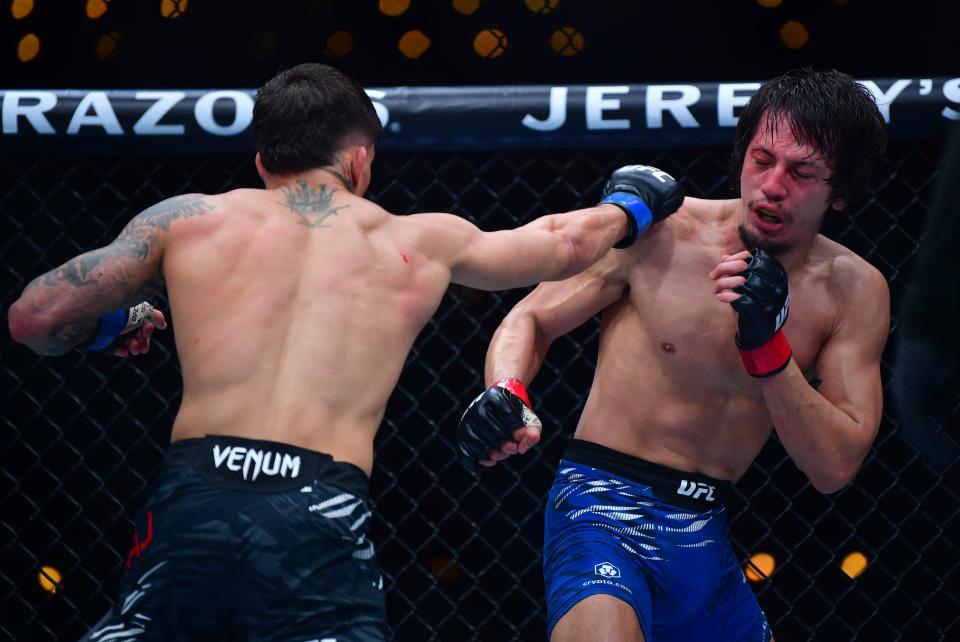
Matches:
[79,436,386,642]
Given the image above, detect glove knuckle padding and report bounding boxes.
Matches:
[733,249,790,350]
[457,387,524,464]
[603,165,685,222]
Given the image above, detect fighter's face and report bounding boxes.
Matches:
[738,113,842,255]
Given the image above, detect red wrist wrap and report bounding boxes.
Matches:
[495,378,532,407]
[738,330,793,378]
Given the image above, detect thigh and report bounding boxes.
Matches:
[232,485,387,642]
[80,470,231,641]
[543,476,654,641]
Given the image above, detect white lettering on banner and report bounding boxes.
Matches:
[212,445,302,481]
[133,91,186,135]
[717,83,761,127]
[586,86,630,130]
[66,92,124,135]
[859,79,911,123]
[646,84,700,128]
[366,89,390,129]
[521,86,568,131]
[942,78,960,120]
[2,91,56,134]
[194,90,253,136]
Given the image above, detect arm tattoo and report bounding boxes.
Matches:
[282,179,348,228]
[19,194,212,352]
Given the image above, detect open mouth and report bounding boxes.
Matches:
[755,207,781,224]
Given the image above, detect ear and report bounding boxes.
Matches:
[348,145,368,194]
[254,153,268,184]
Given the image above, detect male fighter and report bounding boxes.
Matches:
[459,68,890,641]
[7,63,682,641]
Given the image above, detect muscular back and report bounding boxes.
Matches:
[164,188,451,474]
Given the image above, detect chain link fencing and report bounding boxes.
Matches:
[2,141,957,641]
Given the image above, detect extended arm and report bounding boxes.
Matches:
[8,194,212,355]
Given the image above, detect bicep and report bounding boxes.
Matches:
[814,277,890,431]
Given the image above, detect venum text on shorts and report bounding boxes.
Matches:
[212,444,301,481]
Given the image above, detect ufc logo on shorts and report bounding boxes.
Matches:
[677,479,716,501]
[594,562,621,578]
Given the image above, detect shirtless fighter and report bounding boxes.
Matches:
[7,64,682,641]
[458,68,890,641]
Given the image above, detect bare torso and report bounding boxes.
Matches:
[162,188,452,475]
[575,197,870,481]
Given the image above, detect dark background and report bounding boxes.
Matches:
[2,1,959,641]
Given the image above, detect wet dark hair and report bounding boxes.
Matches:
[729,68,887,206]
[253,63,382,175]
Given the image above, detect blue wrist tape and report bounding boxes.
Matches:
[79,309,127,352]
[600,192,654,246]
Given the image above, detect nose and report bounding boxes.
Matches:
[760,164,788,202]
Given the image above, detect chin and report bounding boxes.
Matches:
[737,224,793,256]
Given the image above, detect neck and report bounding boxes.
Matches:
[266,165,355,194]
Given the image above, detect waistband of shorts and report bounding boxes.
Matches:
[166,435,370,499]
[561,439,731,511]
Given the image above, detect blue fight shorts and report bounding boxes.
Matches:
[544,439,772,642]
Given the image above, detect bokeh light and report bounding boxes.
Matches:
[452,0,481,15]
[160,0,188,19]
[379,0,409,16]
[17,33,39,62]
[86,0,108,19]
[473,28,507,58]
[324,30,353,59]
[550,27,584,56]
[744,551,775,582]
[525,0,557,13]
[38,566,61,593]
[399,29,430,59]
[10,0,33,19]
[841,551,869,579]
[96,32,120,61]
[779,20,810,49]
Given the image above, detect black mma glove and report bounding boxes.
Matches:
[731,249,793,377]
[599,165,685,248]
[457,378,542,468]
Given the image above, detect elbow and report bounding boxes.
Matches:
[809,465,858,495]
[8,298,54,349]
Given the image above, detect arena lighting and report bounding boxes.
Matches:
[159,0,188,19]
[550,27,584,57]
[16,32,39,62]
[429,555,461,584]
[755,0,782,8]
[840,551,869,579]
[779,20,810,49]
[379,0,409,17]
[96,32,120,61]
[525,0,558,14]
[10,0,33,19]
[398,30,430,60]
[38,566,62,594]
[452,0,480,15]
[744,551,776,582]
[473,28,507,59]
[324,30,353,59]
[86,0,108,19]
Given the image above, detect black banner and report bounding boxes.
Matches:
[2,77,957,153]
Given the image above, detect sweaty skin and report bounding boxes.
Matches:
[8,153,631,477]
[485,118,890,494]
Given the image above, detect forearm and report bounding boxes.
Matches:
[9,256,162,355]
[760,362,872,493]
[536,204,629,279]
[484,310,548,387]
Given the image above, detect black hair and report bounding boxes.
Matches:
[729,68,887,205]
[253,63,382,175]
